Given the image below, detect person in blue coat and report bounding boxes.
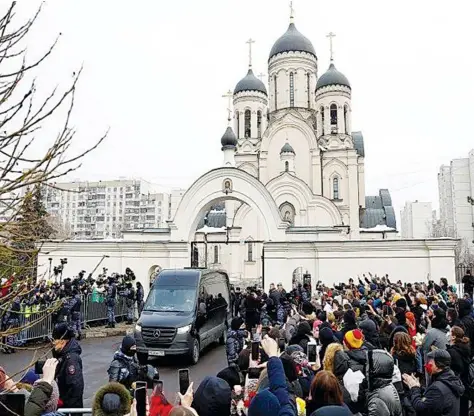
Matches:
[248,336,297,416]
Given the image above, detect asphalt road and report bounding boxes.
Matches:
[2,336,228,408]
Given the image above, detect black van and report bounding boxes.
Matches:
[134,268,231,364]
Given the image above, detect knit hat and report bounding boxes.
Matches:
[427,349,451,369]
[285,344,304,355]
[34,379,59,413]
[343,329,364,350]
[121,335,136,352]
[248,389,280,416]
[192,376,232,416]
[217,366,241,389]
[231,317,244,331]
[395,297,407,310]
[21,369,40,385]
[52,322,74,340]
[92,382,132,416]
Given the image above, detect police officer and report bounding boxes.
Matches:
[2,297,21,354]
[125,282,136,324]
[106,277,117,328]
[70,289,82,340]
[107,335,140,392]
[51,323,84,409]
[136,281,145,315]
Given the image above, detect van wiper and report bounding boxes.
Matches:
[143,308,161,312]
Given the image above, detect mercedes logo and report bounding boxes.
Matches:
[153,329,161,338]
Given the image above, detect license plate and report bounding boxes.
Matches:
[148,350,165,357]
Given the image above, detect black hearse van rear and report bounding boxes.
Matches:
[134,268,231,364]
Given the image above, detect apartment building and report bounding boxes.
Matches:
[438,149,474,244]
[42,179,170,239]
[400,201,433,238]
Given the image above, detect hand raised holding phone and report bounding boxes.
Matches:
[178,381,194,407]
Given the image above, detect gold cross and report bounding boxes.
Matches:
[327,32,336,62]
[246,38,255,68]
[222,90,233,124]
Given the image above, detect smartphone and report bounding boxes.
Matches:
[251,341,259,361]
[307,343,317,364]
[278,338,286,352]
[35,360,45,375]
[178,369,190,396]
[135,381,147,416]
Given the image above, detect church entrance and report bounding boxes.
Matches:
[169,167,288,285]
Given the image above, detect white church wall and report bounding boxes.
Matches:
[234,92,267,140]
[263,239,457,291]
[265,127,311,185]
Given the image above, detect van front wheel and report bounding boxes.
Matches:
[189,338,200,365]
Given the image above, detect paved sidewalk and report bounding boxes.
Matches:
[83,322,134,339]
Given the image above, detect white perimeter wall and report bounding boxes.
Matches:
[38,238,457,295]
[264,239,457,291]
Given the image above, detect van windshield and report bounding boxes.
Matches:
[144,286,196,313]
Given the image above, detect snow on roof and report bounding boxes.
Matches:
[360,224,396,232]
[195,225,226,234]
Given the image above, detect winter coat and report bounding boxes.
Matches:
[226,329,247,364]
[422,327,448,362]
[55,338,84,409]
[285,317,299,343]
[268,356,297,416]
[457,300,474,356]
[392,352,416,376]
[289,322,313,351]
[366,350,402,416]
[409,368,465,416]
[334,348,367,375]
[25,381,59,416]
[359,319,381,350]
[447,342,471,387]
[107,349,140,391]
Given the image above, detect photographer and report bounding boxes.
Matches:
[106,276,117,328]
[107,335,140,393]
[51,323,84,409]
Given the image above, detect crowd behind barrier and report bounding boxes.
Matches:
[8,294,129,344]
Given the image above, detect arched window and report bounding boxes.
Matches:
[289,72,295,107]
[285,161,289,172]
[257,110,262,137]
[320,106,325,133]
[274,75,278,110]
[247,240,254,262]
[236,111,240,138]
[306,73,311,108]
[244,110,251,138]
[344,105,349,134]
[333,177,340,200]
[330,104,338,126]
[213,245,219,264]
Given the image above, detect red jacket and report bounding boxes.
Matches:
[149,394,173,416]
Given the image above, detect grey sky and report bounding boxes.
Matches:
[13,0,474,215]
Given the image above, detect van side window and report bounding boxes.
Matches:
[205,273,228,310]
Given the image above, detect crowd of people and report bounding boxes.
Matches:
[1,272,474,416]
[0,270,145,353]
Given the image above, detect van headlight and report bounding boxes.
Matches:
[135,323,142,333]
[177,324,191,334]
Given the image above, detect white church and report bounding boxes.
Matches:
[38,12,457,292]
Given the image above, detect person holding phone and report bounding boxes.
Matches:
[25,359,61,416]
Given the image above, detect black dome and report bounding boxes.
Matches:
[234,68,267,96]
[280,142,295,154]
[316,63,351,91]
[221,126,237,148]
[269,23,316,61]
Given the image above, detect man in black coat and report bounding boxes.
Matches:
[462,269,474,297]
[51,323,84,409]
[457,299,474,356]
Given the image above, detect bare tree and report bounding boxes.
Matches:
[0,1,106,377]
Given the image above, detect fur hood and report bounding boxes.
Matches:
[92,382,131,416]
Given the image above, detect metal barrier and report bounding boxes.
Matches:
[58,408,92,414]
[8,295,128,343]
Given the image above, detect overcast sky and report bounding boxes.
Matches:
[12,0,474,217]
